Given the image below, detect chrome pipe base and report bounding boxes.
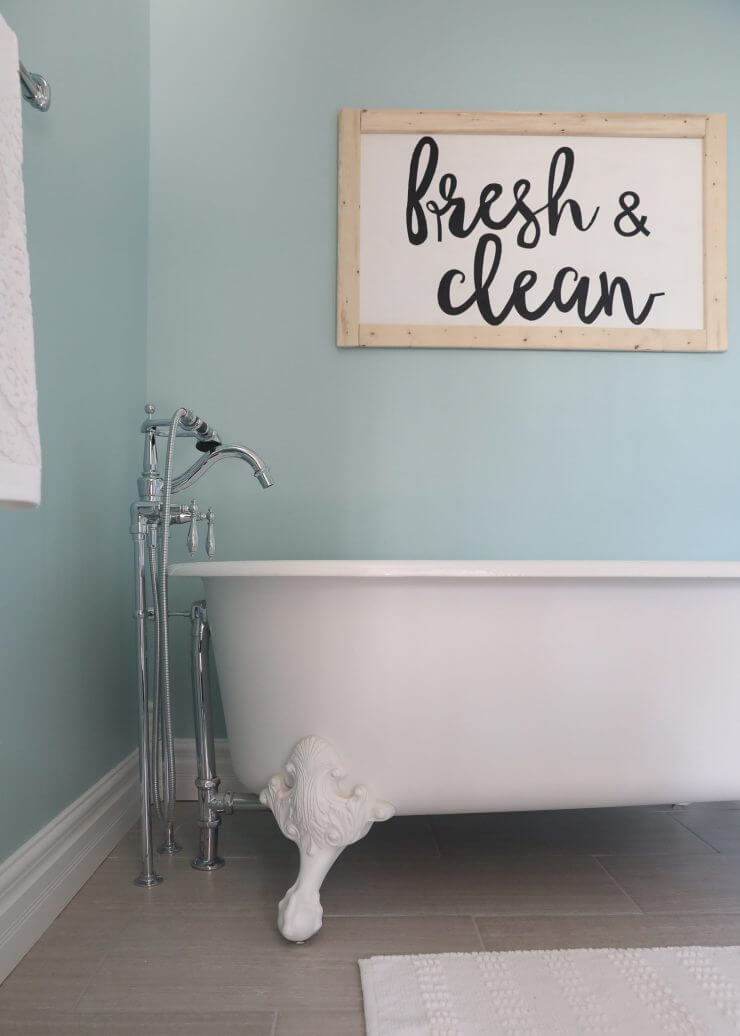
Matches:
[157,821,181,854]
[133,871,163,887]
[157,840,182,854]
[191,855,225,872]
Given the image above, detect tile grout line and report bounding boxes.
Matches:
[69,945,115,1011]
[471,915,486,950]
[591,854,645,915]
[427,820,442,859]
[668,813,724,854]
[69,909,143,1011]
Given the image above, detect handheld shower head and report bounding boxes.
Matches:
[179,410,223,453]
[195,434,222,453]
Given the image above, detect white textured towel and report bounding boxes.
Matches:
[0,15,39,507]
[360,946,740,1035]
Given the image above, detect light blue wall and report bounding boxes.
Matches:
[148,0,740,566]
[146,0,740,735]
[0,1,149,860]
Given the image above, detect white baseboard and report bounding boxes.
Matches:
[174,737,247,800]
[0,750,139,985]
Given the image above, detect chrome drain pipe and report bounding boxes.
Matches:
[190,601,265,873]
[209,791,265,814]
[190,601,225,872]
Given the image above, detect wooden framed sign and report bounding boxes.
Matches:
[337,109,727,351]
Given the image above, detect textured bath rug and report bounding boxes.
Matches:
[360,946,740,1035]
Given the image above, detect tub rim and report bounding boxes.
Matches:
[169,559,740,580]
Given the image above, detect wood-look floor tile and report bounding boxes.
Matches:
[320,856,459,916]
[170,810,437,862]
[671,809,740,853]
[275,1008,366,1035]
[647,802,740,812]
[447,855,640,916]
[73,856,294,915]
[302,914,481,957]
[12,799,740,1030]
[320,854,638,917]
[16,901,131,962]
[114,911,480,959]
[113,910,279,955]
[598,853,740,913]
[0,956,98,1010]
[76,955,361,1012]
[0,1010,275,1033]
[431,807,714,856]
[475,912,740,950]
[672,801,740,810]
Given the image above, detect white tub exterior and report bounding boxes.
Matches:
[170,560,740,814]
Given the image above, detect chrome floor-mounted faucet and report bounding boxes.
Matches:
[131,404,272,887]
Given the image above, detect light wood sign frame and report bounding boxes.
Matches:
[336,109,727,352]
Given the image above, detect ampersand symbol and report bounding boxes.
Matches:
[614,191,650,237]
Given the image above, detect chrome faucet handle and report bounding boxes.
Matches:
[206,508,215,558]
[187,500,199,555]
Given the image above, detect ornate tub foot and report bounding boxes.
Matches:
[259,736,394,942]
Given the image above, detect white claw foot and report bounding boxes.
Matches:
[260,736,394,942]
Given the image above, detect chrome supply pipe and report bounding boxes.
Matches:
[131,505,161,887]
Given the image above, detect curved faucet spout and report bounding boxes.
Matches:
[170,444,274,496]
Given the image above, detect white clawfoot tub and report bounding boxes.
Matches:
[170,560,740,941]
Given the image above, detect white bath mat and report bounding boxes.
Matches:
[360,946,740,1035]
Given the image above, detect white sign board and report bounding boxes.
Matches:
[337,110,726,352]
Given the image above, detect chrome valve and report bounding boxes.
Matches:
[187,500,199,555]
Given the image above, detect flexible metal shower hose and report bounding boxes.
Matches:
[147,528,165,822]
[149,407,187,831]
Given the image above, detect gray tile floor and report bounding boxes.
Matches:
[5,800,740,1033]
